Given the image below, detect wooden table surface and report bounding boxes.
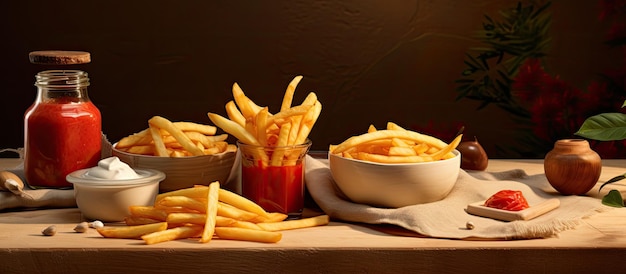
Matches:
[1,158,626,273]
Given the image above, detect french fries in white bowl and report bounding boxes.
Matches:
[111,116,238,193]
[329,123,462,208]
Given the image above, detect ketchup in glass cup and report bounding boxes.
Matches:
[24,51,102,188]
[238,140,311,219]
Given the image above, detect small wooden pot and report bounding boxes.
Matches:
[544,139,602,195]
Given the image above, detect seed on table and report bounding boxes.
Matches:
[42,225,57,236]
[466,221,475,230]
[74,222,89,233]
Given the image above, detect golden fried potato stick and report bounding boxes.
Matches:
[429,134,462,160]
[125,145,154,155]
[294,100,322,145]
[208,112,260,146]
[167,212,206,225]
[232,82,259,119]
[200,181,220,243]
[388,146,417,156]
[355,152,437,163]
[149,116,204,156]
[257,212,289,223]
[124,216,163,226]
[270,122,292,166]
[287,116,303,146]
[214,227,282,243]
[217,202,262,222]
[218,188,270,218]
[225,100,246,127]
[256,215,330,231]
[149,124,170,157]
[129,206,168,221]
[281,75,303,111]
[386,122,406,131]
[183,131,217,149]
[256,107,269,147]
[142,225,203,245]
[116,129,152,148]
[97,222,168,239]
[156,185,208,202]
[300,91,318,106]
[367,124,378,133]
[173,122,217,135]
[266,104,312,128]
[157,196,207,213]
[331,129,449,155]
[355,134,462,163]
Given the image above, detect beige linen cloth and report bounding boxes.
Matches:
[305,156,610,240]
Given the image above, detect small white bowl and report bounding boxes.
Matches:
[329,150,461,208]
[66,168,165,222]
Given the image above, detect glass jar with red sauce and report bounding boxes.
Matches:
[238,140,312,219]
[24,67,102,188]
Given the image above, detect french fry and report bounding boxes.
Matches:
[124,216,163,226]
[214,227,282,243]
[142,225,203,245]
[232,82,265,121]
[367,124,378,133]
[125,145,155,155]
[149,116,204,156]
[156,196,206,213]
[156,185,209,202]
[294,100,321,145]
[331,130,450,155]
[225,100,246,127]
[116,129,152,148]
[149,124,169,157]
[172,121,217,135]
[217,202,261,222]
[208,112,260,146]
[256,107,269,147]
[257,215,330,231]
[218,188,270,218]
[280,75,303,111]
[270,122,292,166]
[167,212,206,225]
[200,181,219,243]
[96,222,168,239]
[129,206,168,221]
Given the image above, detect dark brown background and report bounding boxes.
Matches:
[0,1,619,158]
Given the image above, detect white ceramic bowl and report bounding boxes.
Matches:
[66,168,165,222]
[329,150,461,208]
[111,145,237,193]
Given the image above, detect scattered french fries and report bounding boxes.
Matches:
[207,75,321,167]
[329,122,462,164]
[95,181,330,245]
[114,116,235,157]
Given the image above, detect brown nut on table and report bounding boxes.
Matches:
[42,225,57,236]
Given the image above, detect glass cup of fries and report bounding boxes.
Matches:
[238,139,312,219]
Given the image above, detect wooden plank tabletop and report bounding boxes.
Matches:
[1,158,626,273]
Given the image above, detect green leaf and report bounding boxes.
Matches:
[574,113,626,141]
[602,190,625,208]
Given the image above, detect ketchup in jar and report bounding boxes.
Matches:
[238,140,311,219]
[24,51,101,188]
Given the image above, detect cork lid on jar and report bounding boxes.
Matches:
[29,50,91,65]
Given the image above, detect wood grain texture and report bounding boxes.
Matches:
[1,159,626,273]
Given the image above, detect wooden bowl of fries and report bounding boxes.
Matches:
[110,116,238,193]
[112,147,237,193]
[329,150,461,208]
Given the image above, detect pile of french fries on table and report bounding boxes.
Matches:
[100,76,328,245]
